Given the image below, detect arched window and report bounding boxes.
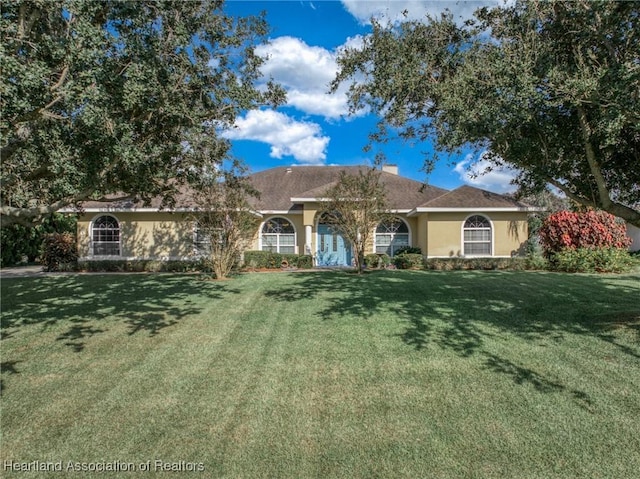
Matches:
[261,217,295,254]
[375,218,409,256]
[92,215,120,256]
[463,215,492,256]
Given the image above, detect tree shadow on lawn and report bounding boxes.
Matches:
[0,360,21,396]
[1,274,240,352]
[264,270,639,409]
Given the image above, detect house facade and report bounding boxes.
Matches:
[75,165,536,266]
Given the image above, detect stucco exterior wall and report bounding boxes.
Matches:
[78,209,529,261]
[425,211,528,257]
[78,212,195,259]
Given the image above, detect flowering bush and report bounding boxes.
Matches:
[539,210,631,254]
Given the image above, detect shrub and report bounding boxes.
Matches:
[78,259,209,273]
[550,247,634,273]
[364,253,391,269]
[296,255,314,269]
[395,246,422,255]
[41,233,78,271]
[393,253,424,270]
[539,210,631,255]
[424,257,534,271]
[0,214,77,267]
[243,251,314,269]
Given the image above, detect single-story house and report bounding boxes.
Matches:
[75,165,538,266]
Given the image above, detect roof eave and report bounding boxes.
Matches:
[408,206,543,216]
[59,207,264,217]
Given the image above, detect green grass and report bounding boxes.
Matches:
[1,270,639,478]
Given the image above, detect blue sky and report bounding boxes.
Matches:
[222,1,518,193]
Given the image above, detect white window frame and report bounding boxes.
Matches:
[90,214,121,257]
[462,214,493,257]
[193,222,212,257]
[260,217,296,254]
[374,217,411,257]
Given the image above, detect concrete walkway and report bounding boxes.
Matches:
[0,265,47,279]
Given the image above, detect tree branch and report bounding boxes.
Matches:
[0,188,94,227]
[576,106,614,209]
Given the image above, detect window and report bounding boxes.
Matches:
[92,215,120,256]
[463,215,492,256]
[375,218,409,256]
[193,222,211,256]
[261,218,295,254]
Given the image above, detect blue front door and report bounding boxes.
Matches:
[317,225,352,266]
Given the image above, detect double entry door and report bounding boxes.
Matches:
[316,225,352,267]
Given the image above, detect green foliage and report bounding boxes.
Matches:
[1,0,285,226]
[78,259,209,273]
[364,253,391,269]
[1,214,76,266]
[550,248,634,274]
[333,0,640,227]
[424,257,536,271]
[395,246,422,255]
[393,253,424,270]
[243,251,313,270]
[295,255,314,269]
[41,232,77,271]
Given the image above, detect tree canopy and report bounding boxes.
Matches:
[1,0,284,226]
[333,0,640,227]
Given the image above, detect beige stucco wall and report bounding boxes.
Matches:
[78,212,195,259]
[78,209,529,261]
[425,211,528,257]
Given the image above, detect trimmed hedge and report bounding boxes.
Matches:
[78,259,210,273]
[393,253,424,270]
[243,251,314,269]
[364,253,391,269]
[424,257,534,271]
[395,246,422,255]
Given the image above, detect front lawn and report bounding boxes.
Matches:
[1,270,639,478]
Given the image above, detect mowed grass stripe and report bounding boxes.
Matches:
[1,271,639,478]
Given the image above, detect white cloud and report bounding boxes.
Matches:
[222,110,329,165]
[340,0,503,26]
[454,152,519,193]
[256,36,362,120]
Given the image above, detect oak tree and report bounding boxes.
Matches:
[1,0,284,226]
[333,0,640,226]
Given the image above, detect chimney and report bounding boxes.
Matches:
[382,164,398,175]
